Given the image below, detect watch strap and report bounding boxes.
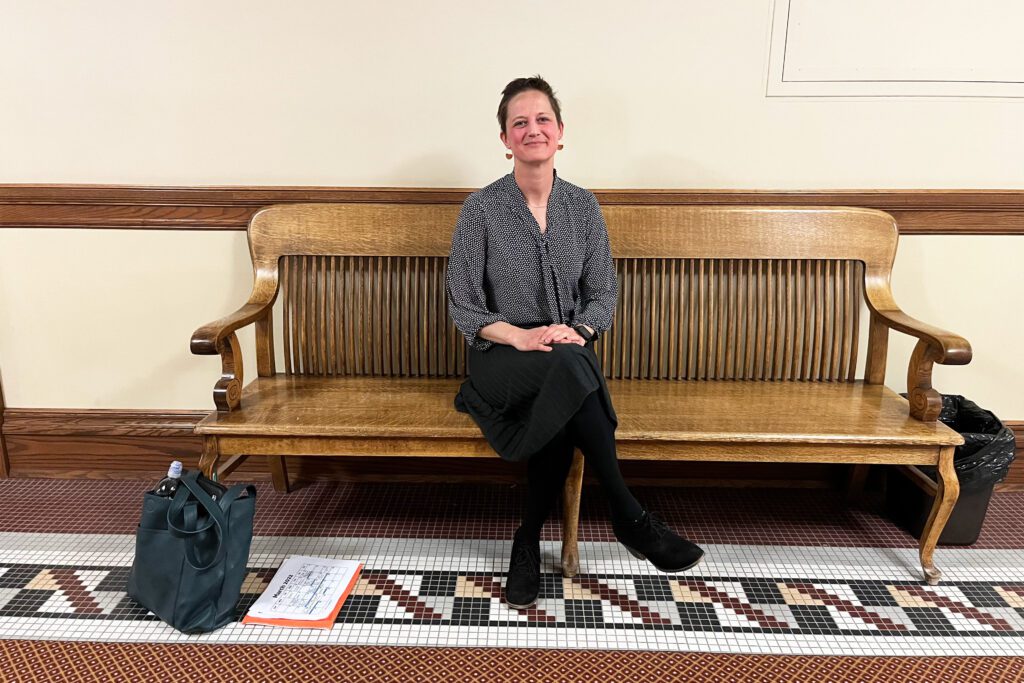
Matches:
[573,325,596,342]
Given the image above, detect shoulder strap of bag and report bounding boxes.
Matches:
[215,480,257,512]
[167,472,256,570]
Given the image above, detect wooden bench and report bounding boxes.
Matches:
[191,203,971,585]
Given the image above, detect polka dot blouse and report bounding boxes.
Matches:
[446,171,617,351]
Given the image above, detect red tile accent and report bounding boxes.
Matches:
[571,576,673,625]
[783,583,908,631]
[463,574,558,622]
[360,572,445,620]
[679,580,791,629]
[891,584,1016,631]
[47,569,104,616]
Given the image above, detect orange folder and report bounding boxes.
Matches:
[242,563,363,630]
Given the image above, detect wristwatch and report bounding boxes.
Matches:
[573,325,596,343]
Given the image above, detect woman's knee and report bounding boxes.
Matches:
[571,390,611,423]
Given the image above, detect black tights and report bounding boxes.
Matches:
[519,391,643,538]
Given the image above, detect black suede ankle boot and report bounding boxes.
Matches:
[505,527,541,610]
[612,511,704,573]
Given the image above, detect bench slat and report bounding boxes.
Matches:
[275,254,866,382]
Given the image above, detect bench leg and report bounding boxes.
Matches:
[846,464,870,502]
[268,456,291,493]
[920,446,959,585]
[199,437,220,480]
[560,449,585,578]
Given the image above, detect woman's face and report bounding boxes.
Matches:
[500,90,563,165]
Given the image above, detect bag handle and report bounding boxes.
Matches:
[166,483,223,570]
[166,471,254,570]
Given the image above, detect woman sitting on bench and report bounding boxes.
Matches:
[446,75,705,611]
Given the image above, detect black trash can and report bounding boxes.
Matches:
[885,394,1016,545]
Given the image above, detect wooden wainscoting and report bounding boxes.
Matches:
[1,410,206,480]
[1,409,1020,491]
[0,376,9,478]
[1006,421,1024,491]
[1,408,851,489]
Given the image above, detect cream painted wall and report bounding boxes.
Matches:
[1,229,1020,419]
[1,1,1021,418]
[2,1,1023,188]
[887,236,1022,418]
[0,229,257,409]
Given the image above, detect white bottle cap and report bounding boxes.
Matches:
[167,461,183,478]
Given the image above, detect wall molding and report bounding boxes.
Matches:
[2,185,1024,234]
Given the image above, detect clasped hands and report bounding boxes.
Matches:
[512,324,585,352]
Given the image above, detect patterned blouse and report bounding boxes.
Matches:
[446,171,617,351]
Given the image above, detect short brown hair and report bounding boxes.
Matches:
[497,75,563,134]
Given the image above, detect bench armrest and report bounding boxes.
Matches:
[867,298,972,422]
[190,300,274,356]
[190,292,276,413]
[871,308,972,366]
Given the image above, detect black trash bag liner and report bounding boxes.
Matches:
[906,394,1016,491]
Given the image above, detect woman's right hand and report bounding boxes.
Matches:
[511,326,554,352]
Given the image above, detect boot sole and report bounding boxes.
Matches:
[506,597,538,610]
[622,545,705,573]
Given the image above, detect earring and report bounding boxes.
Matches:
[505,152,513,160]
[557,144,564,151]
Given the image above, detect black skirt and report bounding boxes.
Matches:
[454,342,618,462]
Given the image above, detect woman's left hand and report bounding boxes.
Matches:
[539,324,586,346]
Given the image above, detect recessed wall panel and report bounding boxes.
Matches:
[768,0,1024,97]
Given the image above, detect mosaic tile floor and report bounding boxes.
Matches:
[0,478,1022,659]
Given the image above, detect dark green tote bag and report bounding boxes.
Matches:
[127,470,256,634]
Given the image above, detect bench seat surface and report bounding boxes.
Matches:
[196,376,961,447]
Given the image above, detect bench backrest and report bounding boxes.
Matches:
[246,204,898,382]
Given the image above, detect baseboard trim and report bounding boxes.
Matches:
[1002,421,1024,491]
[0,382,8,478]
